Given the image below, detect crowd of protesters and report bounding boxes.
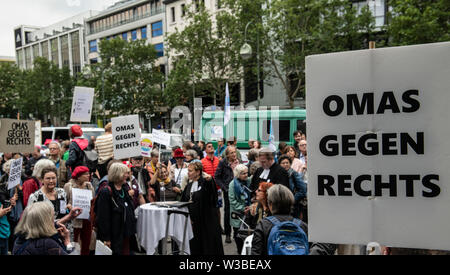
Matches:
[1,124,446,256]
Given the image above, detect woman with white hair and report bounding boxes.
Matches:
[228,164,251,254]
[13,202,72,255]
[95,162,136,255]
[22,159,55,207]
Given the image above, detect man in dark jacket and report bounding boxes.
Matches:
[214,146,240,243]
[25,147,47,177]
[250,147,289,195]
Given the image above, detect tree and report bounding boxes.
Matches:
[84,38,164,118]
[0,63,22,118]
[387,0,450,46]
[18,57,74,125]
[223,0,376,108]
[166,3,244,106]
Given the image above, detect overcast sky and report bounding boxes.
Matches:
[0,0,119,57]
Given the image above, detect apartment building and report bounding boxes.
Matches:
[14,11,99,76]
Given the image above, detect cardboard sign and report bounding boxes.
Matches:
[0,119,35,153]
[152,129,171,147]
[112,115,141,159]
[8,158,23,190]
[306,42,450,250]
[72,188,93,220]
[70,87,94,122]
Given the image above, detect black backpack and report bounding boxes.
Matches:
[83,149,98,173]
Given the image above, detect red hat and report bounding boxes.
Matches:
[71,125,83,137]
[71,166,90,179]
[173,148,185,158]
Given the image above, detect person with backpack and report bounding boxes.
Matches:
[94,162,136,255]
[64,166,95,255]
[251,184,308,255]
[66,125,90,174]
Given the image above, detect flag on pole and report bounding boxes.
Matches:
[224,82,231,126]
[268,120,277,152]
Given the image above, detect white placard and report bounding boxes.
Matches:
[95,240,112,255]
[112,115,141,159]
[35,120,41,146]
[210,126,223,140]
[306,42,450,250]
[152,129,171,147]
[72,188,93,220]
[70,87,94,122]
[8,158,23,190]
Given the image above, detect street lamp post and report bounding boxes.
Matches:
[240,20,260,108]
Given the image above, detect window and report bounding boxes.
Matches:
[154,43,164,57]
[141,27,147,39]
[122,32,128,41]
[181,4,186,17]
[171,7,176,22]
[265,120,290,142]
[216,0,221,10]
[89,40,97,52]
[353,0,385,27]
[152,21,163,37]
[132,30,137,41]
[90,58,98,64]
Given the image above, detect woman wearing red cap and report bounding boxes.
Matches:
[64,166,95,255]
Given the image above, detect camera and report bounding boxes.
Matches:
[2,200,11,208]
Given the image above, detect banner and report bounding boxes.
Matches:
[152,129,171,147]
[70,86,94,122]
[306,42,450,250]
[0,119,35,153]
[8,158,23,190]
[72,188,93,220]
[112,115,141,159]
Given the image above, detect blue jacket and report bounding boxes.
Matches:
[288,168,307,201]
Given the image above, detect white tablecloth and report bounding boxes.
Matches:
[136,203,193,255]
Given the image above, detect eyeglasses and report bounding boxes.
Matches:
[299,144,307,147]
[49,148,59,150]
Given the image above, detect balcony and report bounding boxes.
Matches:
[87,7,165,36]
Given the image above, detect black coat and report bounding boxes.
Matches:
[66,141,84,172]
[25,155,47,176]
[13,234,68,255]
[180,177,224,255]
[95,182,137,255]
[250,162,290,194]
[214,159,235,192]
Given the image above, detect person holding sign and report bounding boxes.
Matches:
[27,167,68,221]
[64,166,95,256]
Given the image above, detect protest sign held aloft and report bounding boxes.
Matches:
[0,119,35,153]
[112,115,141,160]
[8,157,23,190]
[70,86,94,123]
[306,42,450,251]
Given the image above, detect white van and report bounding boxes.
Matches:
[41,126,104,144]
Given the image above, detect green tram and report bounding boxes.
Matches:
[199,109,306,149]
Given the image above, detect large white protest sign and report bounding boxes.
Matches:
[70,87,94,122]
[112,115,141,159]
[0,119,35,153]
[152,129,171,147]
[35,120,42,146]
[8,158,23,190]
[72,188,93,220]
[306,42,450,250]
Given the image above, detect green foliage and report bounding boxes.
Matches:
[0,63,22,118]
[83,38,164,117]
[166,3,244,105]
[387,0,450,46]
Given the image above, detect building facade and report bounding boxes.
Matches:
[14,11,99,76]
[0,56,15,65]
[85,0,167,73]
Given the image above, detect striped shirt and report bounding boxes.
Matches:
[95,133,114,164]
